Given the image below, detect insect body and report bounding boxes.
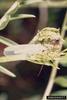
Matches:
[28,27,64,68]
[3,27,64,68]
[30,27,63,50]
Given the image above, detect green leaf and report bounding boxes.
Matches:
[55,76,67,87]
[0,65,16,77]
[0,15,10,30]
[63,38,67,48]
[59,54,67,66]
[0,36,18,46]
[51,90,67,96]
[10,14,35,21]
[64,26,67,30]
[0,54,26,63]
[24,95,41,100]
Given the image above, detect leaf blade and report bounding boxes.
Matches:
[55,76,67,87]
[0,65,16,77]
[10,14,35,21]
[0,36,18,46]
[51,90,67,96]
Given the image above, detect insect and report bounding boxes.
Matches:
[0,27,66,70]
[27,27,64,68]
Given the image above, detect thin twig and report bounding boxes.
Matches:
[42,68,57,100]
[40,0,67,8]
[0,0,22,30]
[0,0,41,30]
[0,65,16,77]
[0,0,67,9]
[61,11,67,38]
[0,54,26,63]
[42,9,67,100]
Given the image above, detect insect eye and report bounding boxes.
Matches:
[56,38,60,43]
[56,39,60,43]
[51,39,60,45]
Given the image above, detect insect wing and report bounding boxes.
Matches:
[4,44,46,56]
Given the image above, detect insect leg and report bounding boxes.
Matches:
[37,65,44,76]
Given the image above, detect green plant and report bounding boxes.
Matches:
[0,0,43,77]
[0,0,67,100]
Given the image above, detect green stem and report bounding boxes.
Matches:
[0,0,40,30]
[42,68,57,100]
[0,55,26,63]
[0,0,22,30]
[61,11,67,38]
[41,0,67,8]
[42,8,67,100]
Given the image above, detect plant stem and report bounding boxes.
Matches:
[42,68,57,100]
[0,0,41,30]
[41,0,67,8]
[42,11,67,100]
[61,11,67,38]
[0,0,21,30]
[0,54,27,63]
